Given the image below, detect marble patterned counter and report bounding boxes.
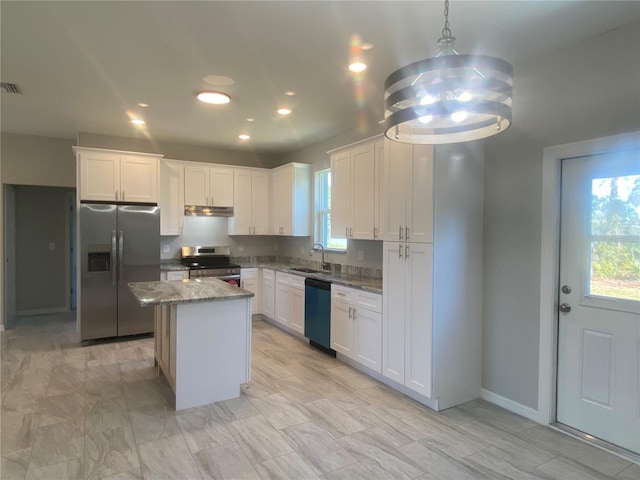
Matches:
[239,263,383,294]
[129,278,253,307]
[128,278,252,411]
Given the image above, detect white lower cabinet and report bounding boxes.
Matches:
[241,268,261,315]
[331,284,382,373]
[382,242,433,397]
[274,272,305,334]
[262,269,275,319]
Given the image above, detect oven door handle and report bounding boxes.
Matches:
[215,274,241,281]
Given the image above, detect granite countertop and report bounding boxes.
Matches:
[128,278,254,306]
[239,263,383,294]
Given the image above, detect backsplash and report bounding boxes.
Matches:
[161,214,383,278]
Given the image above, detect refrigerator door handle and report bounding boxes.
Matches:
[111,230,117,286]
[118,230,124,286]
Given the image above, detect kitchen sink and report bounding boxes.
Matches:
[291,267,323,274]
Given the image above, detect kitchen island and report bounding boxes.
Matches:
[128,278,254,410]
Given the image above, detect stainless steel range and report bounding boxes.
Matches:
[180,246,241,286]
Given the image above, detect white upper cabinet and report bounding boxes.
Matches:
[270,163,310,236]
[329,136,383,240]
[184,164,234,207]
[379,140,433,243]
[76,147,161,203]
[159,160,184,236]
[228,168,269,235]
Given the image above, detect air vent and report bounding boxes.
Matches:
[1,82,22,94]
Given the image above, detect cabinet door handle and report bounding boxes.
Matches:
[399,226,403,241]
[210,196,214,206]
[353,308,357,320]
[115,190,119,201]
[348,306,352,319]
[253,227,256,235]
[373,227,377,239]
[350,227,353,237]
[405,226,409,241]
[346,227,348,238]
[405,244,409,259]
[398,245,403,259]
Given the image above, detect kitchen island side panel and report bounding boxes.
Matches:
[174,299,251,410]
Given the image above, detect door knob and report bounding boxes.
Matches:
[561,285,571,294]
[559,303,572,313]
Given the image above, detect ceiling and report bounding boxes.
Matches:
[2,1,639,153]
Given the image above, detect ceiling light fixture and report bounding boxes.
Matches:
[196,91,231,105]
[246,118,255,122]
[277,108,292,115]
[238,134,250,140]
[348,62,367,73]
[284,91,296,96]
[383,0,513,144]
[137,103,149,108]
[131,119,145,126]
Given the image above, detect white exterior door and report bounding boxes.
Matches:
[557,149,640,454]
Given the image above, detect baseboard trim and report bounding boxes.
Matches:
[481,388,542,423]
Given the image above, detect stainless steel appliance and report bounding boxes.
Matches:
[180,246,241,286]
[80,204,160,341]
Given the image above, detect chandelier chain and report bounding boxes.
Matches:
[441,0,452,38]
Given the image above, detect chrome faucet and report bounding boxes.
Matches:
[311,243,330,271]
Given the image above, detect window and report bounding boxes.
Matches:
[315,169,347,251]
[588,174,640,301]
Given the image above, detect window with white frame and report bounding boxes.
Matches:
[315,169,347,251]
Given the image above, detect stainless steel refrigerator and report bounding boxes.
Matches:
[80,204,160,341]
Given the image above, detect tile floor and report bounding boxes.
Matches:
[1,312,637,479]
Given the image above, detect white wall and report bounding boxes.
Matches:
[482,20,640,410]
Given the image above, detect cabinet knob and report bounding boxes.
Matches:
[399,226,403,241]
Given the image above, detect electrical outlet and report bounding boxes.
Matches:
[162,244,170,254]
[357,250,365,261]
[49,242,56,251]
[238,244,245,252]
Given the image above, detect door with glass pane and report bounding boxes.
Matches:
[557,149,640,454]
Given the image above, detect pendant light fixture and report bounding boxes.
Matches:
[384,0,513,144]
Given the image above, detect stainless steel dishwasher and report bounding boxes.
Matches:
[304,277,335,355]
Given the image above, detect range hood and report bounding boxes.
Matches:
[184,205,234,217]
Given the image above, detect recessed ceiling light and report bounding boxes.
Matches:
[349,62,367,73]
[137,103,149,108]
[131,119,146,126]
[277,108,292,115]
[285,91,296,96]
[238,134,250,140]
[196,91,231,104]
[246,118,255,122]
[361,43,374,51]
